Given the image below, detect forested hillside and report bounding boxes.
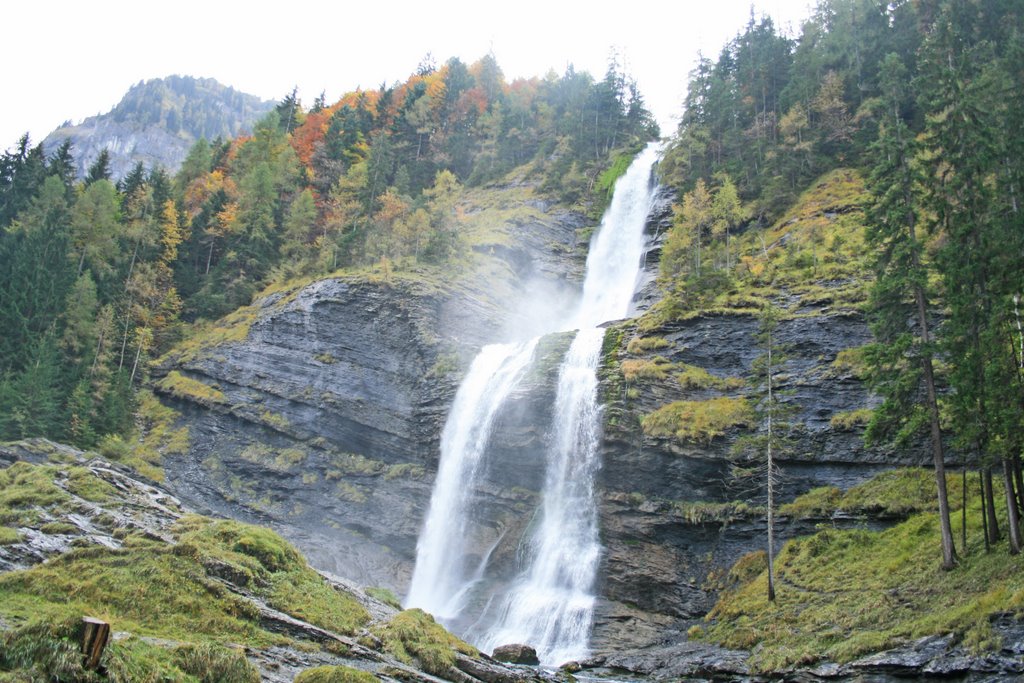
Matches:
[0,54,656,455]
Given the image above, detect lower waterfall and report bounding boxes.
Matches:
[407,142,662,665]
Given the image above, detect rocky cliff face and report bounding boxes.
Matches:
[153,187,588,592]
[42,76,273,178]
[589,189,934,650]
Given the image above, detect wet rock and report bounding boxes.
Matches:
[849,620,1024,679]
[492,644,540,665]
[594,639,750,679]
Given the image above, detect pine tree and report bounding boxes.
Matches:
[86,149,112,185]
[864,53,957,568]
[732,303,796,601]
[917,4,1020,555]
[0,176,75,374]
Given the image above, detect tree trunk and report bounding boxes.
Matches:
[80,617,109,671]
[1003,459,1021,554]
[117,301,132,372]
[980,471,991,553]
[766,324,776,602]
[904,154,957,569]
[961,463,968,556]
[1014,454,1024,524]
[983,465,1000,545]
[130,337,144,385]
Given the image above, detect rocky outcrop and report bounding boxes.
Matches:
[584,618,1024,681]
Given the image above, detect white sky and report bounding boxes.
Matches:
[2,0,815,151]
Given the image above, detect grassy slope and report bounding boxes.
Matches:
[0,459,473,681]
[695,468,1024,672]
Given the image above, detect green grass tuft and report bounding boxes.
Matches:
[374,608,477,676]
[642,397,754,444]
[0,527,20,545]
[366,587,403,609]
[294,665,377,683]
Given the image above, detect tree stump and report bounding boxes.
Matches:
[81,617,110,670]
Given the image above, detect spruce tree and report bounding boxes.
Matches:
[864,53,957,568]
[917,4,1021,555]
[732,303,796,601]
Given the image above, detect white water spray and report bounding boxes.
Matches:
[407,142,661,665]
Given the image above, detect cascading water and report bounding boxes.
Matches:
[406,339,539,619]
[407,142,661,665]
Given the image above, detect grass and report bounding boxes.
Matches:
[238,444,307,472]
[673,500,762,525]
[780,468,960,519]
[154,370,227,406]
[700,468,1019,672]
[625,336,671,354]
[295,665,377,683]
[373,608,477,677]
[654,168,873,324]
[366,587,402,609]
[675,364,745,391]
[0,472,371,646]
[825,346,870,379]
[383,463,426,481]
[0,527,20,545]
[65,466,117,503]
[642,397,754,445]
[115,389,191,482]
[0,618,260,683]
[829,408,874,431]
[621,357,674,382]
[0,462,69,526]
[154,303,258,367]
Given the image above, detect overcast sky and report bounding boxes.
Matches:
[2,0,816,151]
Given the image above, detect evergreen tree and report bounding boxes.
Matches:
[732,303,796,602]
[46,139,77,196]
[86,149,113,185]
[0,176,75,374]
[864,53,957,568]
[0,134,48,227]
[917,5,1021,554]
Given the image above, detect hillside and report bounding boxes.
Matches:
[41,76,274,179]
[0,439,538,683]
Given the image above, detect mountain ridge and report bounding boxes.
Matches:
[41,75,274,179]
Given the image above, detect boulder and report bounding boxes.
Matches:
[491,644,540,666]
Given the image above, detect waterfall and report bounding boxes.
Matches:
[407,142,661,665]
[406,339,539,619]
